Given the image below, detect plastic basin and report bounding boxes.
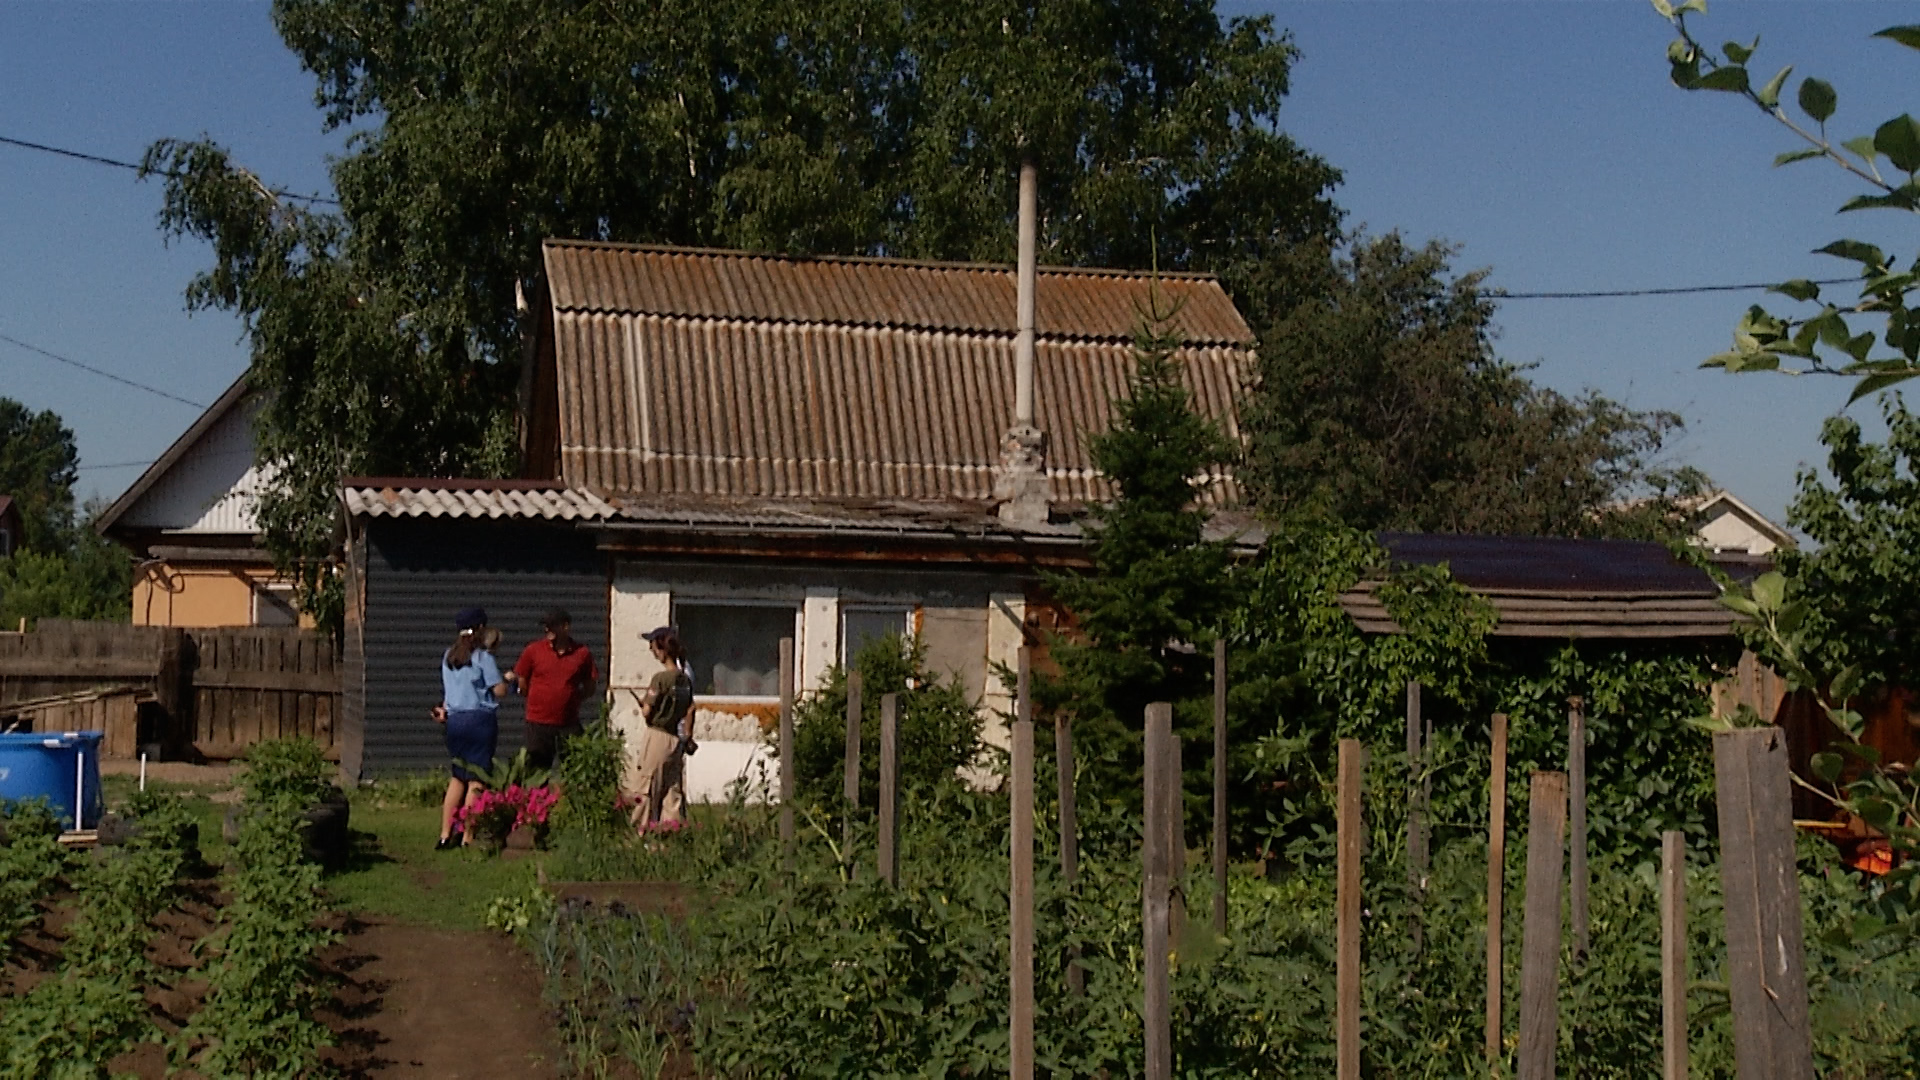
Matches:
[0,731,104,831]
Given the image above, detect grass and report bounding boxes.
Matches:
[324,800,541,931]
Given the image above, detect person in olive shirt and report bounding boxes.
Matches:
[505,608,599,770]
[629,626,694,826]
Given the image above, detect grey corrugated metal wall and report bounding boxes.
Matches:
[355,518,609,778]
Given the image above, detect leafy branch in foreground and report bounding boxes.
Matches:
[1658,2,1920,400]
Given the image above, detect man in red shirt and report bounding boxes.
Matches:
[508,608,600,769]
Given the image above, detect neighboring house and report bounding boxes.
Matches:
[97,377,299,628]
[337,239,1255,783]
[0,496,21,557]
[1689,490,1795,557]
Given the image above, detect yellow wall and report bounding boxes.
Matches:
[131,563,309,628]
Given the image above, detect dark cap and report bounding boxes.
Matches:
[540,608,572,629]
[641,625,677,643]
[454,607,488,631]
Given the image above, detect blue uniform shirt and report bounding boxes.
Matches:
[442,648,503,712]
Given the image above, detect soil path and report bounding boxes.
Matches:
[322,917,563,1079]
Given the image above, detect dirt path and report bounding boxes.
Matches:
[321,917,563,1079]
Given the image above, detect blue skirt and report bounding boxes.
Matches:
[445,708,498,781]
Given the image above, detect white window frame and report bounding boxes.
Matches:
[670,597,801,704]
[252,583,299,627]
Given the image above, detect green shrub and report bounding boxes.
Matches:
[240,737,334,809]
[789,632,985,813]
[550,713,626,842]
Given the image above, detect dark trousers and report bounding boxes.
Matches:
[524,718,583,771]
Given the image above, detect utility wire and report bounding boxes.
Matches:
[76,461,156,471]
[0,133,340,207]
[0,331,207,409]
[1500,277,1859,300]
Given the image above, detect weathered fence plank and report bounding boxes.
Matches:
[1407,679,1427,951]
[1569,696,1589,959]
[1338,737,1363,1080]
[1213,638,1229,936]
[1487,712,1509,1068]
[1518,770,1567,1080]
[1663,830,1688,1080]
[1009,652,1035,1080]
[779,636,795,870]
[1056,701,1083,996]
[1714,727,1814,1080]
[1143,701,1175,1080]
[844,670,862,856]
[878,692,898,885]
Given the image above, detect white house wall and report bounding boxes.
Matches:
[118,395,269,534]
[608,559,1021,805]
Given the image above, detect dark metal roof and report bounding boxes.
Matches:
[1376,532,1719,596]
[543,239,1254,345]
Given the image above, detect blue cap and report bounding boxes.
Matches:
[455,607,488,630]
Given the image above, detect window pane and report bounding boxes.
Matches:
[254,588,298,628]
[843,609,909,662]
[675,604,792,697]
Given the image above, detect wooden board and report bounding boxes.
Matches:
[1518,771,1567,1080]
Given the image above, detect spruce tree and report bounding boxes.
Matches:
[1040,294,1236,816]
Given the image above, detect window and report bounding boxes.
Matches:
[674,603,795,698]
[253,585,298,628]
[843,607,911,662]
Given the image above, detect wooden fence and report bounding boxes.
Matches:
[0,621,338,760]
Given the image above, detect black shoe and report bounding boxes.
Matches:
[435,835,460,851]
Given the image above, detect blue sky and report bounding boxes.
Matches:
[1,2,1912,526]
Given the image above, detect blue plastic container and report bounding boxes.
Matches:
[0,731,104,831]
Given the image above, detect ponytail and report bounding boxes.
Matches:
[447,628,477,669]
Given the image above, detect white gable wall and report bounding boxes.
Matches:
[118,395,268,535]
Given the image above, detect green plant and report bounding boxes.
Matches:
[458,747,551,792]
[549,713,626,842]
[239,736,334,808]
[484,882,557,939]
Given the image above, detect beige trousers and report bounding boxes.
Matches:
[627,726,685,826]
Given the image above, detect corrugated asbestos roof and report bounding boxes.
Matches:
[1337,532,1738,639]
[543,240,1253,344]
[539,241,1253,505]
[343,484,617,521]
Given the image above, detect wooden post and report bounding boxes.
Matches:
[1662,830,1688,1080]
[1486,713,1510,1069]
[1143,702,1174,1080]
[878,692,898,885]
[1407,679,1427,951]
[1056,705,1083,995]
[1714,728,1814,1080]
[1517,771,1567,1080]
[1213,639,1229,936]
[1010,658,1035,1080]
[844,671,862,857]
[1568,696,1588,960]
[1337,737,1363,1080]
[779,637,795,870]
[1168,734,1186,947]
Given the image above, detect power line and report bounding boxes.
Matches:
[76,461,156,471]
[0,133,340,207]
[1500,277,1858,300]
[0,331,207,409]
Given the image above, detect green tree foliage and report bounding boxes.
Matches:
[791,633,985,811]
[1661,7,1920,398]
[142,0,1343,621]
[0,399,130,628]
[1039,307,1236,813]
[1244,233,1708,537]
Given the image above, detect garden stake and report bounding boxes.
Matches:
[779,636,795,872]
[1010,650,1034,1080]
[1213,638,1228,936]
[844,670,861,863]
[1713,727,1813,1079]
[1569,696,1588,960]
[1662,830,1688,1080]
[1144,701,1174,1080]
[1337,737,1363,1080]
[878,692,898,885]
[1518,771,1567,1080]
[1486,712,1509,1070]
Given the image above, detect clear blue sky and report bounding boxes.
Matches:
[1,2,1911,526]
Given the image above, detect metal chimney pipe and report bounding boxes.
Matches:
[1014,161,1038,430]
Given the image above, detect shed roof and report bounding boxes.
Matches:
[1338,532,1740,639]
[534,241,1252,506]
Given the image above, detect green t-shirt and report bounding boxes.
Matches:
[646,667,693,732]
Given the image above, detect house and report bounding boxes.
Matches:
[1689,490,1794,556]
[0,496,21,557]
[96,377,299,628]
[337,237,1255,783]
